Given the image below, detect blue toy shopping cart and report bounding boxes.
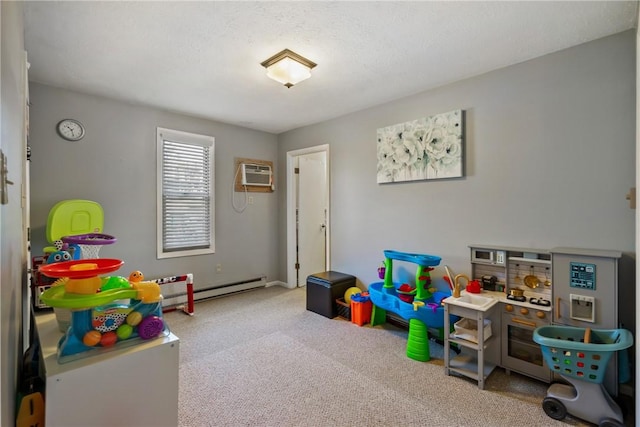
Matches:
[533,325,633,427]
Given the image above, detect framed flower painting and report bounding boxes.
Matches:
[376,109,465,183]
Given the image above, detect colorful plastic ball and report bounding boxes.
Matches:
[344,287,362,304]
[100,331,118,347]
[101,276,130,291]
[138,316,164,339]
[126,311,143,326]
[83,330,102,347]
[116,324,133,340]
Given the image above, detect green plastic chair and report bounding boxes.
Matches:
[43,200,104,255]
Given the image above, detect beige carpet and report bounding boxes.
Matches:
[165,286,601,426]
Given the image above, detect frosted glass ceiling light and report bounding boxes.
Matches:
[261,49,317,88]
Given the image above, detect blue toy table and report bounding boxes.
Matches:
[368,250,457,361]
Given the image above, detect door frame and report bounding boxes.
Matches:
[286,144,330,288]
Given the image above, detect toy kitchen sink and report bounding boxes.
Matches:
[443,292,498,312]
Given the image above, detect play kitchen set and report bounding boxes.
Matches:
[441,245,632,400]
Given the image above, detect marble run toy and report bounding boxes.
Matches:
[39,258,169,363]
[368,250,458,362]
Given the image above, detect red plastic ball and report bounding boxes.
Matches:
[100,331,118,347]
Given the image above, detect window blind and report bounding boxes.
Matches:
[161,140,211,252]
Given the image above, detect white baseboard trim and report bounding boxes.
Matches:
[267,280,294,289]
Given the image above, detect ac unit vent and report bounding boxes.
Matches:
[241,164,272,186]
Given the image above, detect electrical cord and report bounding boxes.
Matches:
[232,163,248,213]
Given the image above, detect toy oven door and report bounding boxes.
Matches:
[501,309,552,383]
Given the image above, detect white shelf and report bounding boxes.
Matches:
[449,353,496,379]
[448,334,495,351]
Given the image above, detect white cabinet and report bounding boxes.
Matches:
[35,312,179,427]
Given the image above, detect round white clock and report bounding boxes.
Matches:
[56,119,85,141]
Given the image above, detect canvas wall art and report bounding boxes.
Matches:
[377,109,464,183]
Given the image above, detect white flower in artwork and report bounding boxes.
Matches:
[377,133,395,165]
[377,109,464,183]
[426,128,447,160]
[394,135,420,166]
[440,134,462,166]
[377,125,404,181]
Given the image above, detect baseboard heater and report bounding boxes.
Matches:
[162,276,266,311]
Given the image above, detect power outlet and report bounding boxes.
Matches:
[248,196,254,205]
[216,264,222,273]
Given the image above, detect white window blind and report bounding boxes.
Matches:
[157,128,214,258]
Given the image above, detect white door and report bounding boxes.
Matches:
[297,152,327,285]
[286,145,330,288]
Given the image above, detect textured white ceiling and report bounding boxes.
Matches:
[24,1,638,134]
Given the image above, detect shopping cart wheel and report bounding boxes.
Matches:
[542,397,567,421]
[599,417,623,427]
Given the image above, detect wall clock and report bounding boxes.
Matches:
[56,119,85,141]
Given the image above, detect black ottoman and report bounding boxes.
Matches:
[306,271,356,318]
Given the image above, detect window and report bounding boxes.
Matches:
[157,127,214,258]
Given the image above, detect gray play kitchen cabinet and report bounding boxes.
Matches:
[448,244,631,395]
[550,247,629,397]
[445,245,555,387]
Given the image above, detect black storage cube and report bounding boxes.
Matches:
[306,271,356,318]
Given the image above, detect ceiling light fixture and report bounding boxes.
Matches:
[260,49,317,88]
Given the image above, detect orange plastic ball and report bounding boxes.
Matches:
[83,330,102,347]
[100,331,118,347]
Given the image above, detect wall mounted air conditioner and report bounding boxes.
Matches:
[241,164,272,186]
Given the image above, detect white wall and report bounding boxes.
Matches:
[0,1,27,424]
[278,30,636,289]
[28,84,279,290]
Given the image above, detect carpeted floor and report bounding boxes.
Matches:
[165,286,628,426]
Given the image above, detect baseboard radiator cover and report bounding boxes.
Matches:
[162,276,266,307]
